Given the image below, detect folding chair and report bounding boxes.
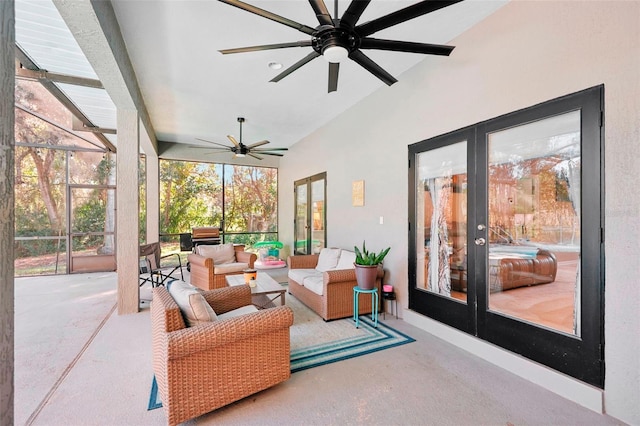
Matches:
[139,242,184,288]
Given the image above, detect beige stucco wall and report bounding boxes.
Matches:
[278,1,640,423]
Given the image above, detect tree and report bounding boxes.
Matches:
[159,160,220,234]
[225,165,277,233]
[14,82,67,233]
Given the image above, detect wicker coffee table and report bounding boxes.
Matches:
[225,272,286,307]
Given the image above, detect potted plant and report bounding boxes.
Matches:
[353,241,390,290]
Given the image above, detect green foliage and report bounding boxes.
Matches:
[72,198,106,250]
[14,231,63,258]
[159,160,279,238]
[159,160,220,233]
[354,241,390,265]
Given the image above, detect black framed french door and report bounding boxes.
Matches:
[294,172,327,255]
[408,86,604,387]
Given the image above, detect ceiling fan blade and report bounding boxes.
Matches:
[247,152,264,160]
[256,152,285,157]
[356,0,463,37]
[227,135,241,147]
[349,49,397,86]
[360,38,455,56]
[328,62,339,93]
[195,138,232,149]
[189,146,229,151]
[203,151,233,155]
[340,0,371,28]
[252,147,288,151]
[218,0,316,35]
[220,40,312,55]
[309,0,334,26]
[270,51,321,83]
[246,140,270,148]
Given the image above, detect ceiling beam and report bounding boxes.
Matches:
[53,0,158,156]
[15,64,104,89]
[14,46,117,152]
[15,103,107,150]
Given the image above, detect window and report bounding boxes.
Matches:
[158,160,279,251]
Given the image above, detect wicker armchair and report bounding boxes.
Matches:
[188,244,257,290]
[151,285,294,426]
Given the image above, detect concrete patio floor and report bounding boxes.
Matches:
[14,272,624,425]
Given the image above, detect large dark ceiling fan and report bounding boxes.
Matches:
[218,0,462,92]
[194,117,287,160]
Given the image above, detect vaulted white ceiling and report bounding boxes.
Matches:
[15,0,509,159]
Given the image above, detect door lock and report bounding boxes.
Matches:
[474,238,486,246]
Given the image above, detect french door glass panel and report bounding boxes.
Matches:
[295,184,309,254]
[310,179,325,254]
[416,141,467,303]
[294,173,326,255]
[487,111,580,335]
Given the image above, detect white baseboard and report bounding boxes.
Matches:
[403,309,603,413]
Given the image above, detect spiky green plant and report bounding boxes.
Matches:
[354,241,390,266]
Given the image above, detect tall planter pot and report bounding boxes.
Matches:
[354,264,379,290]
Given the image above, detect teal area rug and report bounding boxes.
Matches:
[148,294,414,410]
[290,316,414,373]
[148,377,161,410]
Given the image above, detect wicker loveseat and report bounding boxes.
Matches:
[287,248,383,321]
[151,285,293,426]
[188,243,257,290]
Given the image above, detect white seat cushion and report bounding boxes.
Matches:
[167,279,217,326]
[217,304,259,320]
[302,274,324,296]
[213,262,249,274]
[197,243,236,264]
[288,268,320,284]
[335,250,357,270]
[315,248,341,272]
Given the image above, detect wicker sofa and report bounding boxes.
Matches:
[188,243,257,290]
[151,284,293,426]
[287,248,383,321]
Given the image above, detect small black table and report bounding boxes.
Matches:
[382,291,397,319]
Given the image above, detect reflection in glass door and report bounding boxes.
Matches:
[487,111,581,335]
[416,142,468,304]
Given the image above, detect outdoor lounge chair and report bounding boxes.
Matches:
[139,242,184,288]
[151,285,293,425]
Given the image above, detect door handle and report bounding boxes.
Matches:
[474,238,486,246]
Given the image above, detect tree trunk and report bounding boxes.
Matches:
[30,148,62,231]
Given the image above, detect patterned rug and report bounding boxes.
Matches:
[286,294,414,373]
[148,292,414,410]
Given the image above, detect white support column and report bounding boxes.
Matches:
[117,109,140,314]
[140,121,159,244]
[0,0,15,423]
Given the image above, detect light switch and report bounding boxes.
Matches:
[379,216,384,225]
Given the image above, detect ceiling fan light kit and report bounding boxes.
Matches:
[217,0,461,92]
[194,117,288,160]
[322,45,348,63]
